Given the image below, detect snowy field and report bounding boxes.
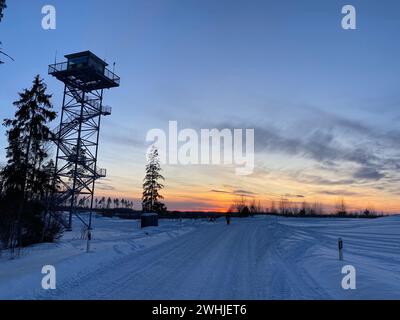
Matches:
[0,215,399,300]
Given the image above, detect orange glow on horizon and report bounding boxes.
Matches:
[94,163,400,214]
[95,187,400,214]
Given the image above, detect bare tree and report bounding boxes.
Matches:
[299,200,307,216]
[269,200,277,214]
[249,199,263,215]
[228,196,251,217]
[0,0,6,22]
[0,1,13,65]
[313,201,324,216]
[279,196,291,215]
[335,197,347,217]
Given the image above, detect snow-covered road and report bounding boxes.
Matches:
[42,218,324,300]
[1,216,400,299]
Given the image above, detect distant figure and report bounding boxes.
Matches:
[226,213,231,225]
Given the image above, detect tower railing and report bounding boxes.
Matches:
[48,62,68,74]
[49,62,121,85]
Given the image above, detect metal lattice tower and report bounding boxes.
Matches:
[48,51,120,230]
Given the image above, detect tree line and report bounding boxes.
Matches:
[75,197,135,210]
[227,196,382,218]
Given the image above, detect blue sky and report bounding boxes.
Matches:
[1,0,400,211]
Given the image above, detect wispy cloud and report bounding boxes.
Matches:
[284,194,305,198]
[318,190,360,197]
[352,166,385,181]
[215,105,400,194]
[210,188,257,198]
[210,189,230,194]
[96,181,115,191]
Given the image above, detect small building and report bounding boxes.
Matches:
[141,213,158,228]
[66,51,106,74]
[49,51,120,91]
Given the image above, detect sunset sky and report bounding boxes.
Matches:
[1,0,400,212]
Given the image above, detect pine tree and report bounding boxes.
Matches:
[142,146,167,214]
[0,164,4,196]
[100,196,106,209]
[40,159,56,202]
[1,75,58,248]
[78,198,85,208]
[2,75,56,200]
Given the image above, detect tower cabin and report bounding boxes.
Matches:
[48,51,120,92]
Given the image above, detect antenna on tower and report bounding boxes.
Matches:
[54,50,58,64]
[113,62,116,74]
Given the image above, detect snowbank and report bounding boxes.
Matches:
[0,215,202,299]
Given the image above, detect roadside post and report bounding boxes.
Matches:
[86,230,92,253]
[338,238,344,261]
